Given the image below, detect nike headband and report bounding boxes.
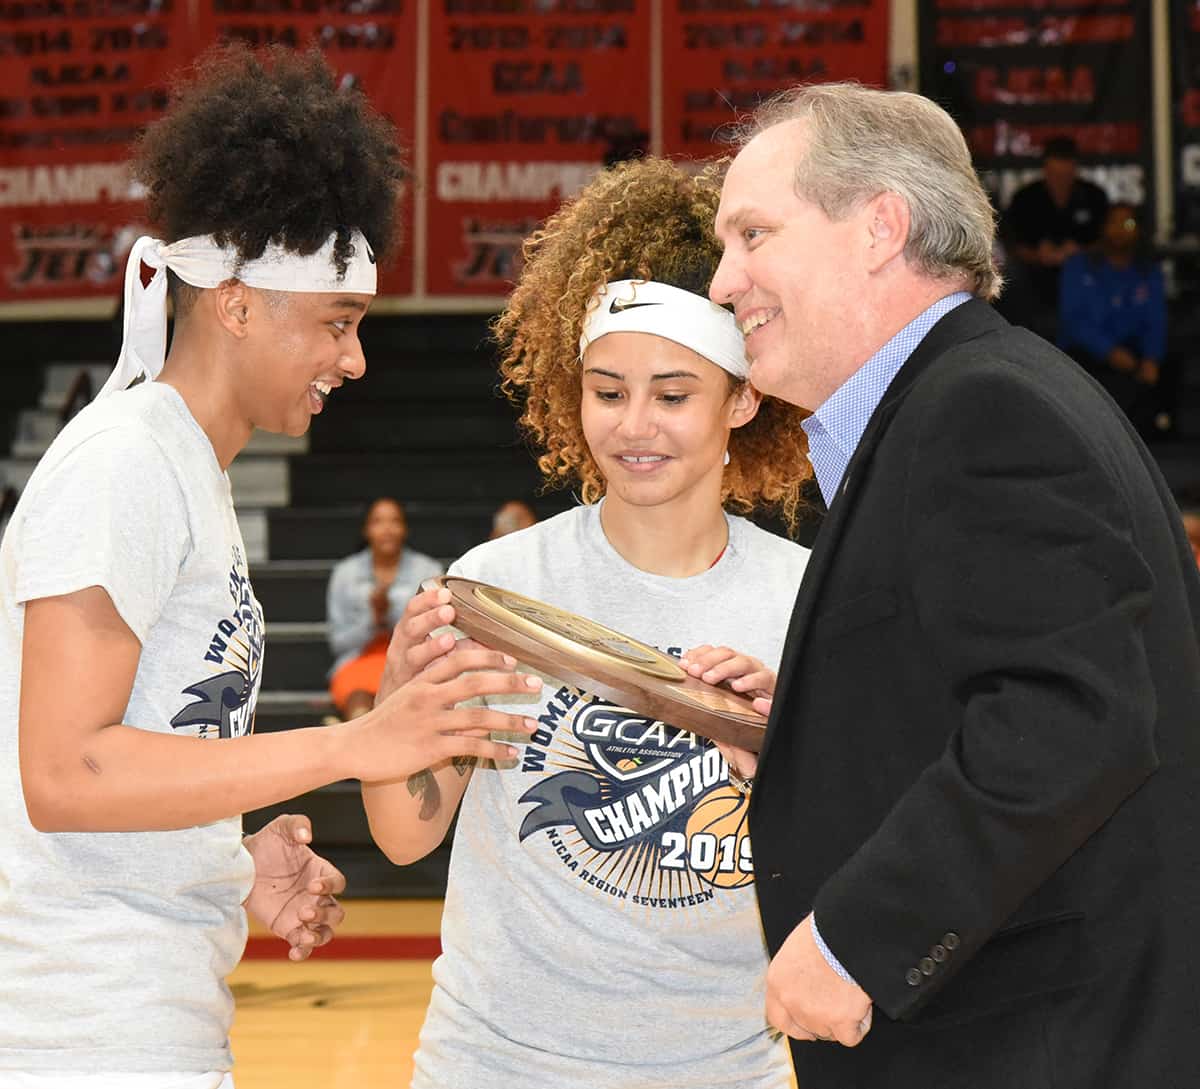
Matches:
[99,230,378,399]
[578,279,749,380]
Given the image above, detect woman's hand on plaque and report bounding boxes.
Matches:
[679,644,775,699]
[680,643,772,787]
[348,648,541,783]
[376,586,486,706]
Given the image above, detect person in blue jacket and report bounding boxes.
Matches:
[1059,202,1167,435]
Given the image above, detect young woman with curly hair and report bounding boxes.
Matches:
[363,157,813,1088]
[0,45,534,1089]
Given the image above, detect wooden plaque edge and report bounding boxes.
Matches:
[435,576,767,753]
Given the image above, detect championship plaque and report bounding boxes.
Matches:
[433,576,768,752]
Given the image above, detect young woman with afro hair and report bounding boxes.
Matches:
[363,156,813,1088]
[0,45,536,1088]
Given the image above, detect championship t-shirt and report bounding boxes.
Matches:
[413,504,808,1089]
[0,382,262,1074]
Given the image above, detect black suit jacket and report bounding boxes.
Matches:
[752,300,1200,1088]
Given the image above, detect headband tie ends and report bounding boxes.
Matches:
[100,229,378,399]
[578,279,749,380]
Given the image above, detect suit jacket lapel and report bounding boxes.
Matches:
[756,401,895,763]
[756,300,1008,765]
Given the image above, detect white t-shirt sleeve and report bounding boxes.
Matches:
[14,425,192,643]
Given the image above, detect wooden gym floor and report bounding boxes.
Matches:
[231,899,442,1089]
[230,898,798,1089]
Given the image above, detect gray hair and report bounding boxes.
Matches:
[743,82,1002,301]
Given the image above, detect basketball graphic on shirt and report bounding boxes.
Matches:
[517,690,762,906]
[683,787,754,889]
[171,544,263,741]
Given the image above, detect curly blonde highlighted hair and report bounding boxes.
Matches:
[493,157,812,533]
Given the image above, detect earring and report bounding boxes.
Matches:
[723,450,731,467]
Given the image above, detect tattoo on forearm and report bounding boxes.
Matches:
[452,756,475,776]
[407,769,442,821]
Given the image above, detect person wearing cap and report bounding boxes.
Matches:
[0,46,537,1089]
[361,157,813,1088]
[708,82,1200,1088]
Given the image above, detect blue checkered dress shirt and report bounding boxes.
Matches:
[803,292,971,510]
[799,291,971,986]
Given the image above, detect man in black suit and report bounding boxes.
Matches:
[709,82,1200,1088]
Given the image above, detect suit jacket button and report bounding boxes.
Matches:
[905,967,922,987]
[931,944,947,962]
[919,957,936,975]
[942,932,961,951]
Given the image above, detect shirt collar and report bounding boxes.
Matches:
[803,291,971,508]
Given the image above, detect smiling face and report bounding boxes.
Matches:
[236,289,371,436]
[580,330,759,516]
[711,120,876,411]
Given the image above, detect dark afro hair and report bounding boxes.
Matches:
[132,44,406,280]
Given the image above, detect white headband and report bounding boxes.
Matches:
[99,230,378,399]
[578,279,748,380]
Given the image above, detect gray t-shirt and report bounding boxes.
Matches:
[414,504,809,1089]
[0,383,262,1074]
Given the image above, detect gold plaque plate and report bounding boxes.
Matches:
[471,585,687,682]
[434,576,768,752]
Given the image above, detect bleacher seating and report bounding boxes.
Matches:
[229,313,572,894]
[3,301,1198,894]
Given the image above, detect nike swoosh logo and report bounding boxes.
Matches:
[609,298,661,314]
[364,239,376,264]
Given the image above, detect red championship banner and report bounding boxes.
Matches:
[0,0,190,304]
[661,0,889,161]
[425,0,652,296]
[193,0,419,296]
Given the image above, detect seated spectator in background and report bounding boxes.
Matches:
[489,498,537,539]
[1059,202,1167,437]
[327,497,442,719]
[1001,136,1109,339]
